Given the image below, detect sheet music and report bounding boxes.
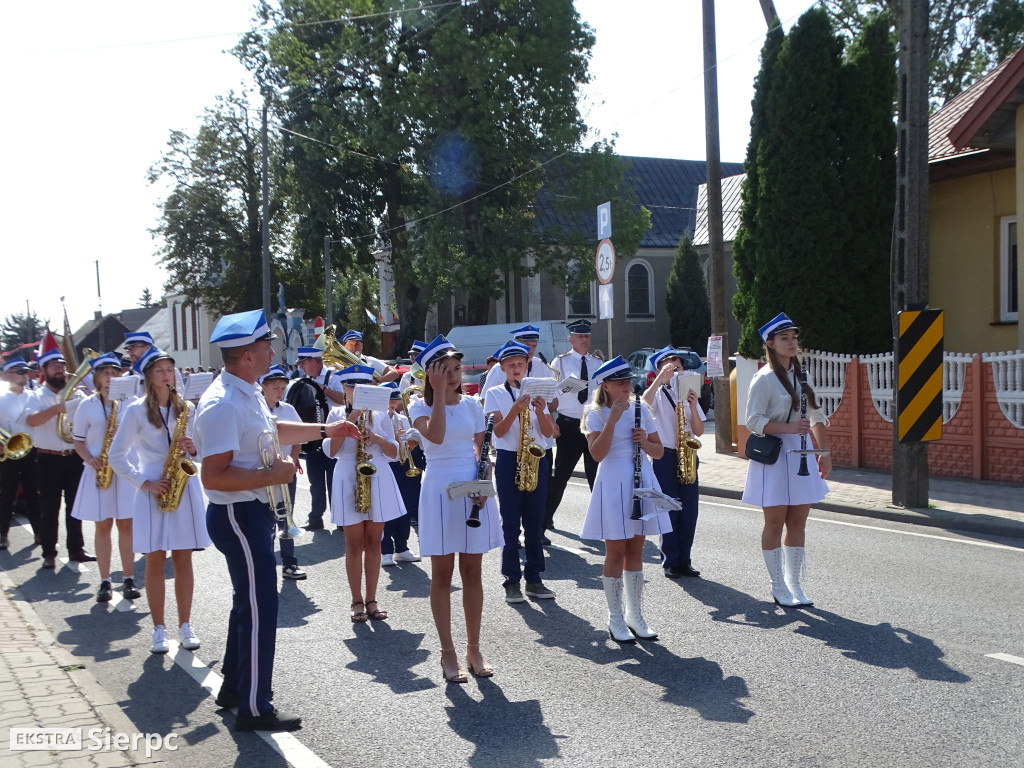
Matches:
[108,376,140,402]
[182,372,214,401]
[673,372,702,401]
[446,479,496,501]
[519,377,558,402]
[555,376,588,395]
[633,487,682,512]
[352,383,392,412]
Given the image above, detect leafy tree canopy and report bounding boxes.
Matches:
[2,311,47,354]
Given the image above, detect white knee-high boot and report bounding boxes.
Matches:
[783,545,813,607]
[622,570,658,639]
[602,575,635,643]
[762,548,800,607]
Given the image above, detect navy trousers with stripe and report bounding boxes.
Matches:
[495,449,549,585]
[653,449,700,569]
[207,500,278,718]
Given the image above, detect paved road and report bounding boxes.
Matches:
[4,477,1023,768]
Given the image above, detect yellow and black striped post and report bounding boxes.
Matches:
[896,309,943,443]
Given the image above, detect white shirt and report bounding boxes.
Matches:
[408,396,484,463]
[107,397,195,491]
[745,364,826,436]
[268,400,301,457]
[550,350,601,419]
[72,393,123,456]
[194,370,277,505]
[0,388,33,440]
[583,403,658,459]
[24,385,73,451]
[480,355,556,396]
[360,354,388,377]
[483,383,550,453]
[322,406,397,465]
[649,379,706,451]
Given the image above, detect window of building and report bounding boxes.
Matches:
[1001,216,1018,322]
[172,303,179,350]
[626,260,653,317]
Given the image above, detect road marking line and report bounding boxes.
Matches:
[986,653,1024,667]
[168,639,331,768]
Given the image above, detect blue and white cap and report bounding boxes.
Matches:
[209,309,277,348]
[381,381,402,399]
[408,340,427,357]
[37,348,65,367]
[510,324,540,341]
[592,355,632,384]
[133,346,174,375]
[124,331,154,347]
[2,358,30,373]
[415,335,463,368]
[495,341,530,362]
[340,330,363,343]
[566,319,592,335]
[758,312,799,343]
[296,347,323,360]
[338,365,375,385]
[89,353,122,372]
[649,345,686,371]
[258,365,289,385]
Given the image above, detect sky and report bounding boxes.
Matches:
[0,0,816,341]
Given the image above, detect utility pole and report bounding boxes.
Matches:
[261,97,271,320]
[703,0,732,453]
[891,0,931,507]
[324,236,333,325]
[95,260,105,353]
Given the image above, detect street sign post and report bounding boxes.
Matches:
[596,202,614,356]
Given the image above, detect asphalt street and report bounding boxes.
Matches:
[3,477,1023,768]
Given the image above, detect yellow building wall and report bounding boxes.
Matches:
[930,167,1018,352]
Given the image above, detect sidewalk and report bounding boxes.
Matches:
[0,567,155,767]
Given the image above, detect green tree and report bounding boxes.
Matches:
[148,90,294,317]
[139,288,154,308]
[665,233,711,355]
[1,311,47,353]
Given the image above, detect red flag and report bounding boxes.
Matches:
[37,330,60,361]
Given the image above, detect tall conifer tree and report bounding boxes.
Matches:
[666,233,712,354]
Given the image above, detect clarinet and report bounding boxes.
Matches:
[467,415,495,528]
[797,363,810,476]
[630,393,643,521]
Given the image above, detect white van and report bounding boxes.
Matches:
[445,321,571,367]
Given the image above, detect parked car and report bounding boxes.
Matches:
[626,347,713,412]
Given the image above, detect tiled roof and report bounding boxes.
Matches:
[694,173,746,246]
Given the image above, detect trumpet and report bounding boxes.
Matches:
[0,426,33,462]
[398,385,423,477]
[258,415,301,538]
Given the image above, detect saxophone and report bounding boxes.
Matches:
[95,398,118,490]
[157,386,198,512]
[354,410,376,514]
[514,393,545,492]
[676,391,702,485]
[57,349,99,443]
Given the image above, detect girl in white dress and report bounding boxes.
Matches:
[409,335,501,683]
[108,347,211,654]
[742,313,831,608]
[71,354,139,603]
[324,365,404,623]
[582,356,668,643]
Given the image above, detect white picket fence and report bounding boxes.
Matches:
[803,350,852,418]
[981,350,1024,428]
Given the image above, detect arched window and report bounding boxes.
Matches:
[627,260,653,317]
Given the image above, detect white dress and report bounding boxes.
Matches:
[71,394,134,522]
[408,396,502,556]
[580,403,672,541]
[741,365,829,507]
[108,399,211,554]
[323,407,406,526]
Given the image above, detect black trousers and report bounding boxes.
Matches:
[36,452,85,558]
[0,448,41,536]
[545,414,597,528]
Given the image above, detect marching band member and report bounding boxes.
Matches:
[71,354,140,603]
[0,358,40,550]
[123,331,184,390]
[108,346,210,653]
[259,365,306,581]
[398,340,427,391]
[286,347,344,530]
[323,365,404,623]
[340,329,401,383]
[642,346,706,579]
[24,347,95,568]
[483,341,556,603]
[743,313,831,608]
[582,356,668,643]
[195,309,357,732]
[479,325,556,395]
[545,319,600,535]
[381,382,421,567]
[409,336,502,682]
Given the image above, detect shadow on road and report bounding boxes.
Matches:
[444,678,563,767]
[57,602,147,663]
[676,576,803,629]
[517,600,642,667]
[381,559,433,599]
[343,620,435,694]
[277,579,322,628]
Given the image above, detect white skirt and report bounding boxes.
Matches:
[742,433,829,508]
[417,457,502,556]
[71,465,134,522]
[329,455,406,526]
[581,456,672,541]
[130,473,211,554]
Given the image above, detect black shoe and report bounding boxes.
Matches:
[304,519,324,531]
[97,580,112,602]
[122,577,141,600]
[69,550,98,563]
[541,534,551,546]
[215,688,241,709]
[665,565,701,579]
[680,564,701,577]
[235,709,301,732]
